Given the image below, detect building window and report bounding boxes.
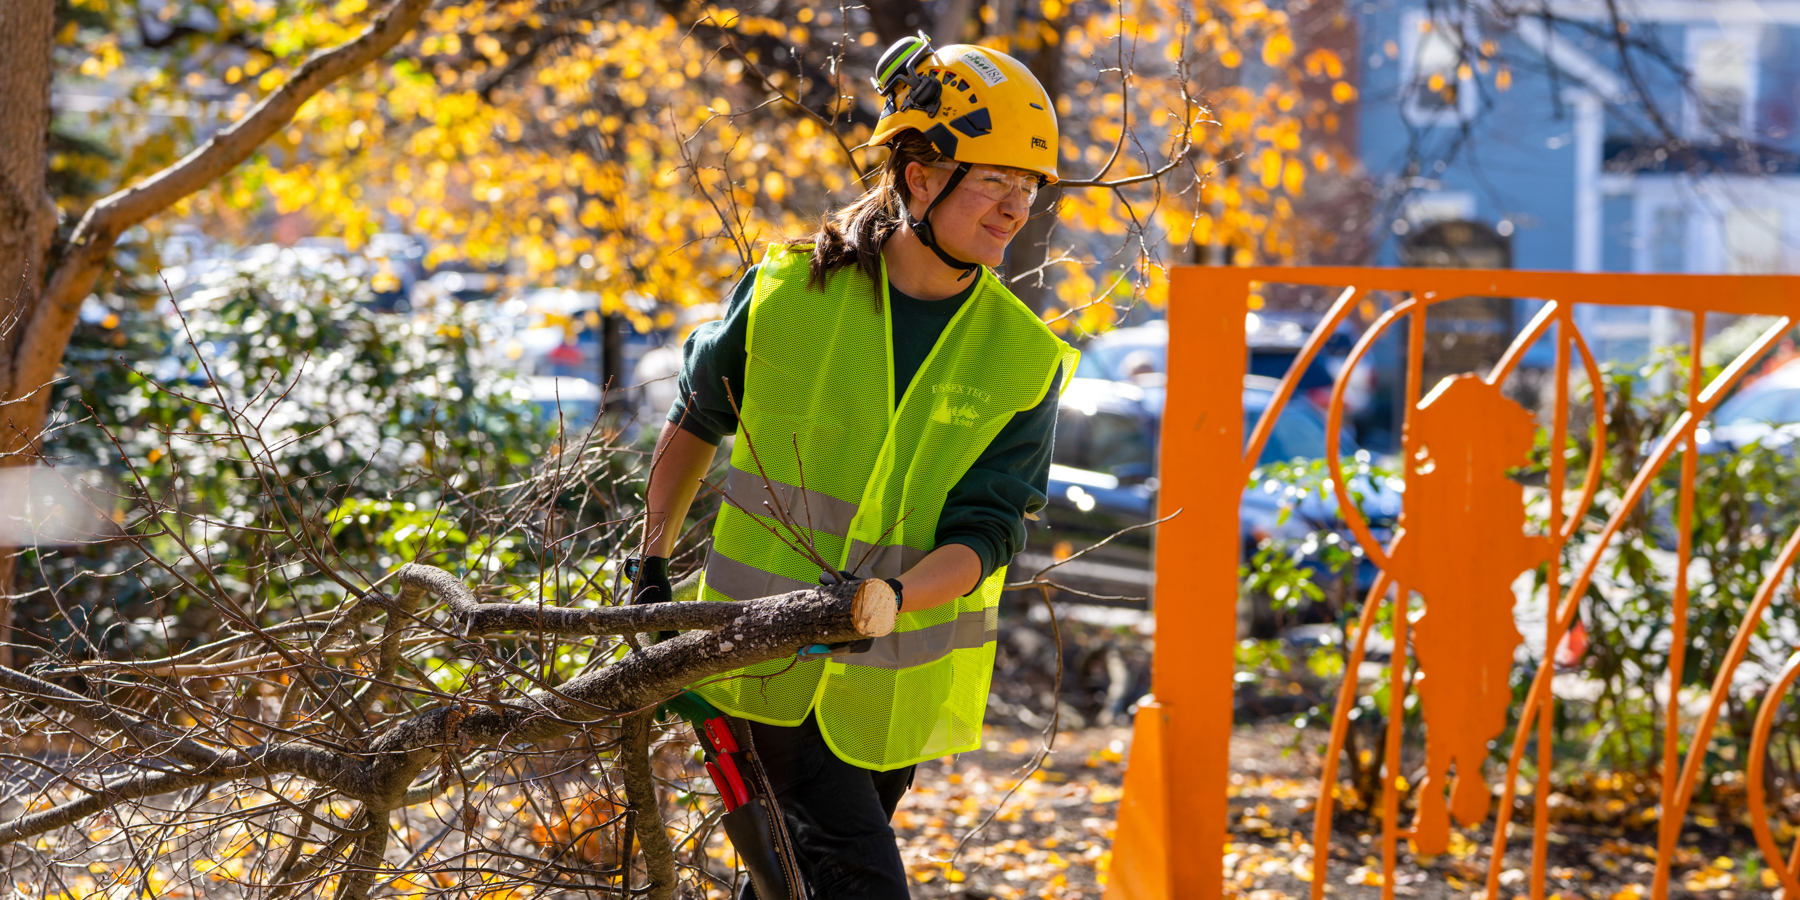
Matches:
[1402,191,1476,227]
[1401,10,1476,125]
[1723,207,1781,274]
[1651,207,1687,273]
[1687,29,1757,139]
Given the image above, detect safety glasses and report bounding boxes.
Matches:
[926,163,1043,206]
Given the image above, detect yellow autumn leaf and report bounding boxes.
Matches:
[1261,32,1295,66]
[1259,150,1282,189]
[1282,158,1305,194]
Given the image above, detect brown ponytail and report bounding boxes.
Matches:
[797,130,946,292]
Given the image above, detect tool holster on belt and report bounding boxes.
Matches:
[661,691,806,900]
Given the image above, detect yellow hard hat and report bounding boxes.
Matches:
[869,36,1060,184]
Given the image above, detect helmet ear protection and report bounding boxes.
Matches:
[873,31,943,118]
[871,32,978,280]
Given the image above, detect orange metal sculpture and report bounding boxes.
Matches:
[1106,267,1800,900]
[1398,375,1550,857]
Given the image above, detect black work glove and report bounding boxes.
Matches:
[628,556,676,643]
[630,556,672,605]
[804,570,903,660]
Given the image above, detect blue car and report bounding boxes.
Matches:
[1693,358,1800,455]
[1026,376,1400,620]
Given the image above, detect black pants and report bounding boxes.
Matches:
[738,714,916,900]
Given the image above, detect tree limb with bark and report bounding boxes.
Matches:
[0,357,900,896]
[0,564,895,898]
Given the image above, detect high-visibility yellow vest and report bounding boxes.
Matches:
[692,245,1075,770]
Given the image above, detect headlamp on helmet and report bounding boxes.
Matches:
[873,31,942,118]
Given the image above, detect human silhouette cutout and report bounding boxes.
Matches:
[1393,374,1551,856]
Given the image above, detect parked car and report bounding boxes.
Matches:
[1018,378,1161,606]
[363,232,427,310]
[1637,357,1800,549]
[470,289,606,380]
[529,375,605,433]
[1071,315,1374,421]
[1074,321,1171,414]
[1694,357,1800,454]
[1022,375,1400,624]
[417,267,507,305]
[1240,375,1400,554]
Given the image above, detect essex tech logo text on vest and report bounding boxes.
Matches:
[929,382,990,427]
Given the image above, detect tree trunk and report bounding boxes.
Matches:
[1004,13,1066,316]
[0,0,58,669]
[931,0,976,44]
[0,0,57,388]
[603,312,626,402]
[865,0,929,45]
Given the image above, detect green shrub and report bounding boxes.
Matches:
[26,257,637,669]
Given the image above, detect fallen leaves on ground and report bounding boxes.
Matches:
[18,723,1798,899]
[893,726,1131,899]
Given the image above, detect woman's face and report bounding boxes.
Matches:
[903,162,1036,267]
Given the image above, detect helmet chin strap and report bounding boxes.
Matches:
[902,162,981,282]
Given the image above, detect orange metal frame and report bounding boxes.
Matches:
[1107,267,1800,900]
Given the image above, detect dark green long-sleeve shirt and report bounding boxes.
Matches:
[668,264,1062,584]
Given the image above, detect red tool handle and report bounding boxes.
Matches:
[704,717,740,753]
[705,761,741,811]
[715,753,751,807]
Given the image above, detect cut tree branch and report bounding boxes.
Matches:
[400,562,894,638]
[0,567,898,846]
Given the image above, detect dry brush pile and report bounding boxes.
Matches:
[0,314,915,899]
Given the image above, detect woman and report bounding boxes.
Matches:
[629,38,1075,899]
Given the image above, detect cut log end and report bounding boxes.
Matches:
[850,579,898,637]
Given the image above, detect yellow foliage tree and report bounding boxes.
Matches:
[87,0,1358,337]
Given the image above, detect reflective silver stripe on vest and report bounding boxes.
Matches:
[836,608,997,670]
[846,541,930,580]
[703,547,818,601]
[722,466,860,536]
